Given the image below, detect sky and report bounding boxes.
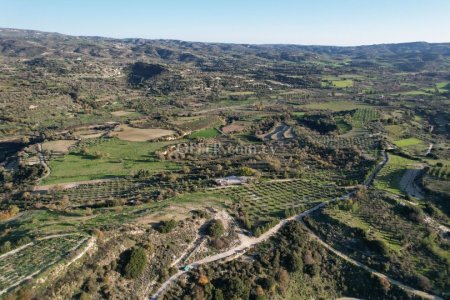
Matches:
[1,0,449,46]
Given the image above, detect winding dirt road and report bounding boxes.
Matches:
[150,151,441,300]
[300,220,443,300]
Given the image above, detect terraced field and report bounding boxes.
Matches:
[37,176,210,206]
[0,234,89,295]
[315,135,381,150]
[351,108,381,127]
[307,194,450,297]
[374,154,418,195]
[220,179,346,226]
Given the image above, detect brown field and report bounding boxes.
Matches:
[222,123,245,134]
[41,140,77,154]
[110,124,176,141]
[73,129,106,139]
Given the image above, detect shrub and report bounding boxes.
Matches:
[198,274,209,285]
[366,238,389,255]
[240,166,257,176]
[124,247,148,279]
[286,253,303,272]
[0,241,12,254]
[157,219,178,233]
[206,220,224,238]
[395,204,424,223]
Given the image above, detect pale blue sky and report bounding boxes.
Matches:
[1,0,449,45]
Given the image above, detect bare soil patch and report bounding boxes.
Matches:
[222,123,245,134]
[41,140,77,154]
[73,129,107,139]
[110,124,176,142]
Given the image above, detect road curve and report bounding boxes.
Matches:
[300,221,443,300]
[149,151,441,300]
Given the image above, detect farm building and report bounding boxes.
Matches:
[214,176,248,186]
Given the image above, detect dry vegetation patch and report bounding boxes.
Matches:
[41,140,77,154]
[111,110,135,117]
[110,124,176,142]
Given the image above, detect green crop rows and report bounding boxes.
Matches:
[220,179,345,224]
[352,108,381,127]
[39,176,209,205]
[0,234,88,292]
[315,135,381,150]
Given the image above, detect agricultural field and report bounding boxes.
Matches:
[41,140,78,154]
[110,124,176,141]
[0,234,89,295]
[219,179,346,233]
[393,137,423,148]
[321,76,354,88]
[305,191,450,298]
[171,115,224,133]
[299,101,373,112]
[315,135,381,151]
[436,81,450,93]
[331,79,353,88]
[42,138,179,184]
[374,153,418,195]
[351,108,381,127]
[188,127,220,139]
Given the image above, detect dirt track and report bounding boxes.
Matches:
[149,152,442,300]
[399,166,425,199]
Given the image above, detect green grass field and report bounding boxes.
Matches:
[374,154,416,195]
[292,111,305,117]
[332,79,353,88]
[436,81,450,93]
[188,127,220,139]
[300,101,372,112]
[321,76,354,88]
[393,137,423,148]
[398,90,431,96]
[42,138,179,185]
[334,117,352,133]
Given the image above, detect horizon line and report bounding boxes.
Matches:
[1,27,450,48]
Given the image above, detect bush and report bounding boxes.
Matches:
[240,166,257,176]
[124,247,148,279]
[395,204,424,223]
[0,241,12,254]
[286,253,303,272]
[366,238,389,255]
[157,219,178,233]
[413,274,432,291]
[206,220,224,238]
